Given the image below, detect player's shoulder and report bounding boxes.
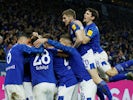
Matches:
[71,47,79,55]
[73,20,83,27]
[14,44,31,51]
[11,43,21,49]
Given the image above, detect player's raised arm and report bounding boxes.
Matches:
[16,34,44,54]
[33,37,73,54]
[47,39,74,54]
[33,38,47,48]
[19,44,44,54]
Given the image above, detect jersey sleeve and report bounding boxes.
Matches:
[47,39,74,54]
[47,48,58,56]
[70,22,80,33]
[19,44,44,54]
[86,29,96,39]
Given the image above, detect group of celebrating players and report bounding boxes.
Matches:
[4,7,133,100]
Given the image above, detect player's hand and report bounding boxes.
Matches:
[32,32,39,37]
[33,38,48,48]
[32,32,42,38]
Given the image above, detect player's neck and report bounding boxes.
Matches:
[86,21,93,25]
[17,41,23,44]
[17,40,26,44]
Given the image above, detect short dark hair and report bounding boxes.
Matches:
[17,33,31,40]
[42,33,56,40]
[86,7,99,21]
[60,34,73,46]
[60,34,71,40]
[62,9,76,19]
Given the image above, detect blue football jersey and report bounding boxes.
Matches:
[69,21,91,56]
[54,56,78,87]
[30,48,57,86]
[5,43,43,85]
[48,39,92,82]
[84,23,103,53]
[69,21,81,43]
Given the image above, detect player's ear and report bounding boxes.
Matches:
[91,16,95,21]
[68,15,73,20]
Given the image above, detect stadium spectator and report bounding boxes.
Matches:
[0,0,132,66]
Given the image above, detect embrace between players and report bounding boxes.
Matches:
[4,8,133,100]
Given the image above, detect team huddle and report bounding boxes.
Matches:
[4,8,133,100]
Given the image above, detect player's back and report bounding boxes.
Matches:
[30,48,57,86]
[47,39,92,82]
[5,44,27,85]
[54,56,78,87]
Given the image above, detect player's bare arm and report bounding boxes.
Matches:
[33,38,48,48]
[74,20,91,45]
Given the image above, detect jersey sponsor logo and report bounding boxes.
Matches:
[87,30,93,36]
[72,24,76,31]
[6,65,15,71]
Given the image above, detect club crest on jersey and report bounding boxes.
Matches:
[87,30,93,36]
[72,24,76,31]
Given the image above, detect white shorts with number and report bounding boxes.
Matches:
[95,51,111,72]
[5,84,26,100]
[23,82,34,100]
[79,79,97,100]
[57,84,77,100]
[82,49,96,70]
[33,82,56,100]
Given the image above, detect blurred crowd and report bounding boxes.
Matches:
[0,0,133,66]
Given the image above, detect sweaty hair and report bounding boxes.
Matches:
[62,9,76,19]
[86,7,99,21]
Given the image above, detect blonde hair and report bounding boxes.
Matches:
[62,9,76,19]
